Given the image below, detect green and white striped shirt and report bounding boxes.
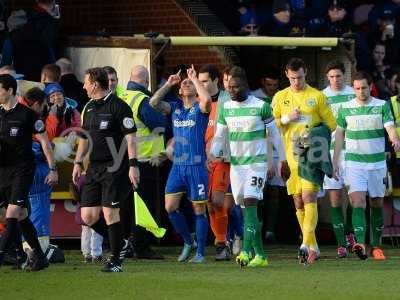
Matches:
[217,95,272,166]
[336,97,394,169]
[323,85,355,151]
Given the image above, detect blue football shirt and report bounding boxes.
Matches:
[170,101,209,165]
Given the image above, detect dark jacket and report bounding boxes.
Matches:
[59,74,89,112]
[298,123,333,187]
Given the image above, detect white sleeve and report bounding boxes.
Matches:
[265,120,286,161]
[210,123,230,159]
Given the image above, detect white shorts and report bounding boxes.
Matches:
[230,164,267,207]
[323,151,345,190]
[345,167,386,198]
[266,157,286,187]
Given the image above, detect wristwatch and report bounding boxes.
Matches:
[49,165,58,172]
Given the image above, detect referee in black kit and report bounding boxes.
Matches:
[0,74,58,271]
[72,67,139,273]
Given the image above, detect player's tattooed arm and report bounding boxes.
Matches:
[150,70,181,115]
[187,65,211,113]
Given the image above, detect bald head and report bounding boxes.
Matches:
[130,65,149,89]
[56,58,73,75]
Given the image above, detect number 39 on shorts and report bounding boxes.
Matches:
[251,176,264,188]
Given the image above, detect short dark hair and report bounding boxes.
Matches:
[222,65,233,76]
[41,64,61,82]
[285,58,307,72]
[199,64,220,81]
[0,74,17,96]
[85,67,109,90]
[353,71,372,85]
[25,87,47,106]
[260,66,280,80]
[325,60,346,74]
[228,66,248,85]
[103,66,117,77]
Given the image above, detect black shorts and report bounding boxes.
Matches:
[0,163,35,208]
[81,162,131,208]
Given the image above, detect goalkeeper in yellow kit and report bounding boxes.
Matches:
[272,58,336,264]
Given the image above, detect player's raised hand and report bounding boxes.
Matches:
[167,70,181,86]
[187,64,197,81]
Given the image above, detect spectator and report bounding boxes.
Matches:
[44,83,80,139]
[56,58,89,112]
[1,0,60,81]
[308,0,353,37]
[368,0,400,33]
[237,1,265,36]
[41,63,61,84]
[260,0,297,36]
[368,5,400,67]
[370,42,390,82]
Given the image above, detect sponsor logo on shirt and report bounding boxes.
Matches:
[10,127,19,136]
[99,120,109,130]
[173,119,196,127]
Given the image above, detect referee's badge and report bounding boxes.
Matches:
[99,120,109,130]
[123,117,135,129]
[10,127,19,136]
[34,120,45,132]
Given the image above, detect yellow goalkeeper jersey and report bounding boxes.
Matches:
[272,84,336,153]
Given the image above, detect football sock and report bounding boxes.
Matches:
[243,206,258,254]
[253,219,265,258]
[108,221,122,263]
[14,226,25,255]
[370,206,383,247]
[345,203,353,234]
[303,203,318,249]
[352,208,366,244]
[331,206,346,246]
[0,218,18,254]
[295,208,305,237]
[168,211,193,245]
[19,217,44,257]
[212,206,228,244]
[91,218,109,240]
[195,214,209,256]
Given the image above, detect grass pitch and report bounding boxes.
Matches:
[1,245,400,300]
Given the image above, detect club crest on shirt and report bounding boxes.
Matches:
[189,107,195,114]
[34,120,45,132]
[371,106,380,114]
[174,108,181,115]
[123,117,135,129]
[10,127,19,136]
[307,98,316,107]
[99,120,109,130]
[250,108,257,115]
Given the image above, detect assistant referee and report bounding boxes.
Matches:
[72,67,139,273]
